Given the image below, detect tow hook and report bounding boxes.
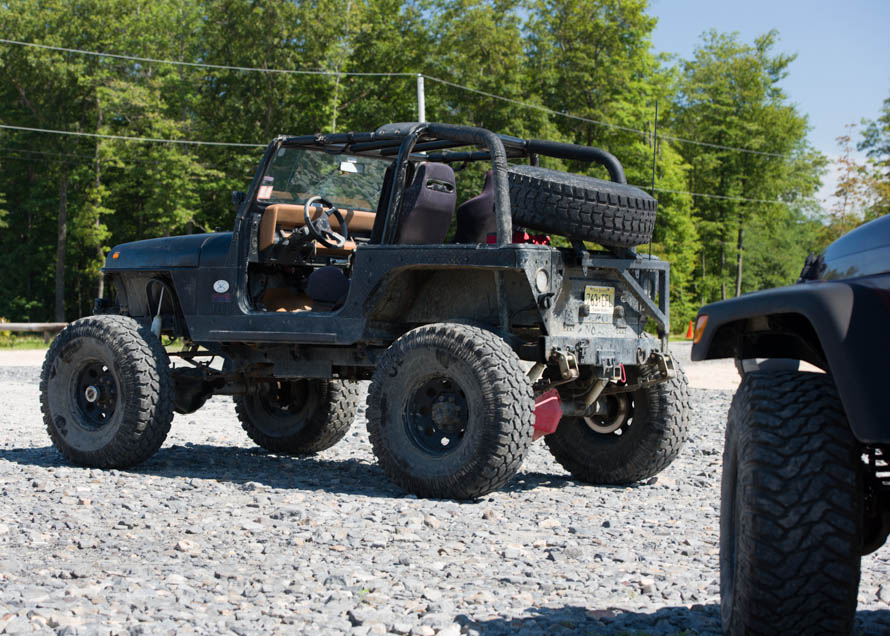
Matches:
[652,351,676,379]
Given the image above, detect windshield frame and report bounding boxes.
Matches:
[257,145,391,212]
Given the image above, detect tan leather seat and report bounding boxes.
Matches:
[258,204,376,256]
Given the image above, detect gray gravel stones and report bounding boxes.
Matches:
[2,360,890,635]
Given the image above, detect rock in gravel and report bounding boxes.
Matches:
[1,355,889,636]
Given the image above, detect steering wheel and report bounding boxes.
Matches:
[303,196,349,249]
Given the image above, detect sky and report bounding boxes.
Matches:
[649,0,890,204]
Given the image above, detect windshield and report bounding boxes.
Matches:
[258,146,390,211]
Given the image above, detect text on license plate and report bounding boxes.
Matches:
[584,286,614,314]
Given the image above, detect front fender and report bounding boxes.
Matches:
[104,233,232,271]
[691,275,890,443]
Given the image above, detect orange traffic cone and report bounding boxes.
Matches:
[685,320,694,339]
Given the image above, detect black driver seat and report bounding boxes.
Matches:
[395,162,456,244]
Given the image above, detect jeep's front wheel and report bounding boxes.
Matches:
[545,368,690,484]
[234,379,358,454]
[39,315,175,468]
[721,371,861,635]
[366,323,534,499]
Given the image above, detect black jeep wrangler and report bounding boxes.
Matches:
[692,213,890,634]
[40,122,689,500]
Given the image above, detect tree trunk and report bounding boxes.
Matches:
[720,242,726,300]
[735,225,744,297]
[94,111,105,300]
[55,169,69,322]
[700,249,706,305]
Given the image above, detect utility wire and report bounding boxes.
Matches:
[0,38,794,159]
[0,129,794,207]
[647,186,790,206]
[0,38,414,78]
[0,123,265,147]
[422,75,646,136]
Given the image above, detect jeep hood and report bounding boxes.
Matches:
[103,233,232,270]
[821,214,890,280]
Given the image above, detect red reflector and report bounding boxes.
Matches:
[533,389,563,441]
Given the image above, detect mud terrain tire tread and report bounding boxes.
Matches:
[721,371,861,636]
[39,315,174,468]
[366,323,534,499]
[545,367,690,484]
[235,379,359,454]
[507,164,656,247]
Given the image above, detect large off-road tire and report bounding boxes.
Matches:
[39,315,174,468]
[507,164,656,247]
[545,368,690,484]
[366,323,534,499]
[721,371,862,636]
[234,379,359,454]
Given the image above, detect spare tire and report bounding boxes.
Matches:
[507,165,656,247]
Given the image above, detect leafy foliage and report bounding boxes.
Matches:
[0,0,833,330]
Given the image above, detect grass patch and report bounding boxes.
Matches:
[0,333,51,350]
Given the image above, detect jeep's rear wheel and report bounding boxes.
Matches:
[545,368,689,484]
[39,315,174,468]
[234,379,358,454]
[366,323,534,499]
[721,371,862,635]
[507,165,656,247]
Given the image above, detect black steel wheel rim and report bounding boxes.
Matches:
[404,376,469,456]
[73,360,119,430]
[255,380,314,436]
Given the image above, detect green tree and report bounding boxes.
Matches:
[857,92,890,220]
[672,30,824,300]
[525,0,698,329]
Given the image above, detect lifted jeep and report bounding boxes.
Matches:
[40,122,689,499]
[692,213,890,635]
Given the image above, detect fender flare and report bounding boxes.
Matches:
[691,278,890,443]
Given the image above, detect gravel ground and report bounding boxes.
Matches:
[1,348,889,635]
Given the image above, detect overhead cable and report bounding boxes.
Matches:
[0,123,265,147]
[0,38,794,159]
[0,38,414,78]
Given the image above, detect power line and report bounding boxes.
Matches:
[1,126,800,206]
[0,38,795,159]
[0,38,414,78]
[422,75,646,136]
[425,76,791,159]
[0,146,98,160]
[0,123,264,147]
[648,186,790,206]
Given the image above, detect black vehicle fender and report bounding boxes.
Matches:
[691,276,890,443]
[105,272,191,340]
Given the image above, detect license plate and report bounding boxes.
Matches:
[584,286,614,314]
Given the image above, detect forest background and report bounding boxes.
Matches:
[1,0,888,330]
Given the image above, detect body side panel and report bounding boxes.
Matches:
[692,276,890,443]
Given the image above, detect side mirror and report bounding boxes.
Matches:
[231,191,246,211]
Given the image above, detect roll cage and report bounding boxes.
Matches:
[235,122,627,248]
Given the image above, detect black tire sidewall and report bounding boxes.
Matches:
[367,323,534,499]
[552,388,650,474]
[372,345,496,483]
[545,369,689,484]
[235,379,357,454]
[239,379,322,440]
[720,403,743,630]
[44,336,127,453]
[720,371,862,635]
[40,316,173,467]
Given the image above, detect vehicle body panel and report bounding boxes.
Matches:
[692,273,890,443]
